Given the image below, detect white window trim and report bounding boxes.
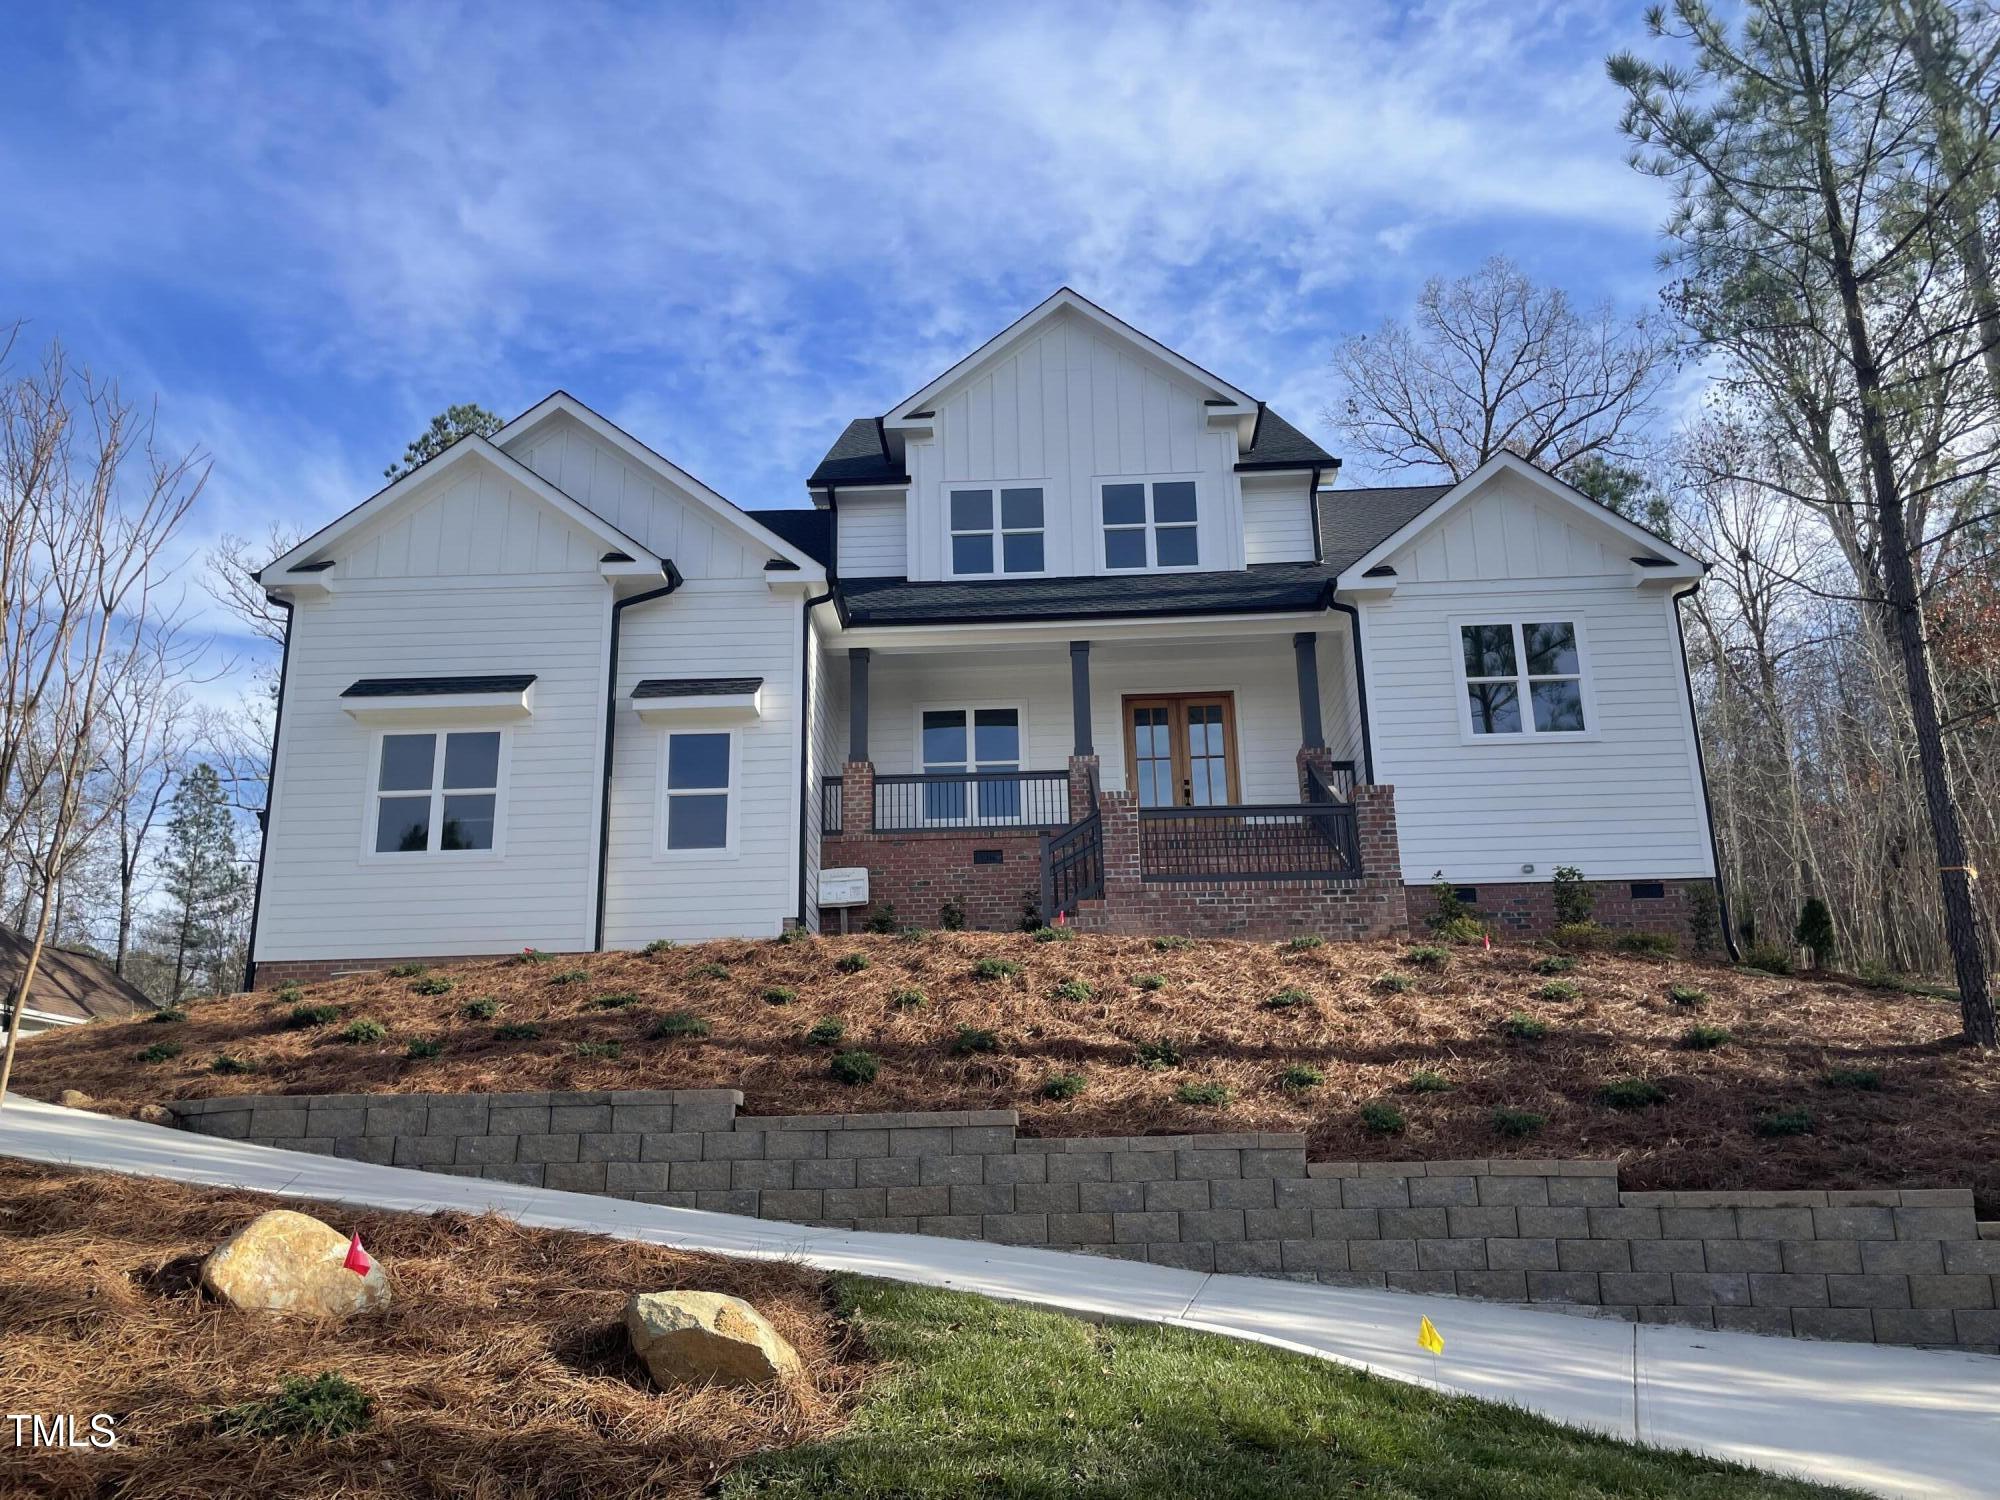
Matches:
[358,726,511,863]
[1446,614,1600,744]
[910,701,1032,828]
[1098,476,1203,574]
[656,726,742,860]
[946,482,1049,579]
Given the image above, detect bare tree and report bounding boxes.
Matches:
[0,333,207,1104]
[1328,256,1674,480]
[202,525,299,817]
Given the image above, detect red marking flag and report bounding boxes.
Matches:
[342,1233,374,1277]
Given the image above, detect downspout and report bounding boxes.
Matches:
[592,567,683,952]
[795,587,838,928]
[239,594,295,991]
[1325,595,1375,786]
[1673,578,1741,962]
[1307,457,1339,564]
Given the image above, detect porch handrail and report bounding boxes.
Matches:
[1138,799,1361,883]
[1040,808,1105,922]
[1305,761,1359,803]
[872,769,1071,832]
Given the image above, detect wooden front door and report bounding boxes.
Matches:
[1123,694,1241,807]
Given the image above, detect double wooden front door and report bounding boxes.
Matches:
[1124,693,1240,807]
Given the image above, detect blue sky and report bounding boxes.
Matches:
[3,0,1678,637]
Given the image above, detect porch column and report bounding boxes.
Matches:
[848,648,871,763]
[1068,640,1093,756]
[1292,631,1324,750]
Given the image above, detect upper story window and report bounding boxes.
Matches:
[1101,479,1198,570]
[1457,620,1588,736]
[949,486,1044,575]
[372,730,501,854]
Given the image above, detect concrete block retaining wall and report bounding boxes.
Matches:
[171,1090,2000,1351]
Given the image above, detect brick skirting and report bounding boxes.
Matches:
[1407,877,1721,950]
[820,831,1044,933]
[172,1090,2000,1351]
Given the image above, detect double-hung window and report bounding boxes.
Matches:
[372,731,501,854]
[1101,479,1198,569]
[662,730,733,852]
[949,486,1044,575]
[1457,620,1589,736]
[920,707,1021,822]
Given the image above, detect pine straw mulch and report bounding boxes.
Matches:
[0,1161,868,1500]
[14,932,1998,1211]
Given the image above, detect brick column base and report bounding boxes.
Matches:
[1296,744,1337,799]
[1066,755,1100,823]
[839,761,874,836]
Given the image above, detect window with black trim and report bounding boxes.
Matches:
[1458,620,1587,736]
[372,731,500,853]
[949,486,1044,575]
[1101,479,1199,569]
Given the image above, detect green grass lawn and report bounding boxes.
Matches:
[726,1277,1856,1499]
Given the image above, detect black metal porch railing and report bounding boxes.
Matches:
[872,770,1072,832]
[1040,807,1104,922]
[820,775,844,835]
[1138,800,1361,883]
[1305,760,1359,803]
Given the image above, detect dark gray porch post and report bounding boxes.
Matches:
[1068,640,1093,757]
[848,648,871,763]
[1293,631,1324,750]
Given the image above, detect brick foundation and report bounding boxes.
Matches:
[821,831,1044,933]
[1406,877,1722,951]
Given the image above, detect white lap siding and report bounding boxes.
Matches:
[255,578,610,961]
[599,579,803,945]
[1362,580,1714,884]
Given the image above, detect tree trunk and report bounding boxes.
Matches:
[0,892,55,1107]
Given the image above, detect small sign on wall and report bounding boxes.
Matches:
[819,867,870,908]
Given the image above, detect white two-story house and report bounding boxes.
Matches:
[246,289,1723,984]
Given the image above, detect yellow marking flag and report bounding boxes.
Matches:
[1417,1315,1445,1356]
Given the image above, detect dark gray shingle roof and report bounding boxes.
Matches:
[745,507,833,566]
[1315,484,1452,574]
[342,674,536,697]
[633,677,764,698]
[1237,406,1336,468]
[807,419,908,489]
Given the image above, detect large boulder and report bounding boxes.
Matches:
[58,1090,92,1109]
[135,1103,174,1125]
[201,1209,391,1318]
[624,1290,802,1390]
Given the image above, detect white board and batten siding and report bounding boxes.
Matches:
[835,492,908,577]
[1360,467,1714,885]
[1240,474,1317,564]
[904,308,1244,581]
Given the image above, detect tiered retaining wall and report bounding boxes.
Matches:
[171,1090,2000,1351]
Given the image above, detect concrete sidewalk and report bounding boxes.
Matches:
[4,1095,1992,1498]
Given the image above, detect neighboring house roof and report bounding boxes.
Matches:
[1,927,158,1023]
[745,507,834,567]
[806,419,908,489]
[633,676,765,698]
[342,674,538,697]
[1237,406,1337,470]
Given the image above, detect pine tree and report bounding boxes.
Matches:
[1795,897,1837,970]
[146,764,246,1002]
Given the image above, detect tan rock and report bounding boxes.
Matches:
[625,1290,802,1389]
[135,1103,174,1125]
[58,1089,92,1109]
[201,1210,390,1318]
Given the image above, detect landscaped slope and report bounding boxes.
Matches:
[15,932,1992,1205]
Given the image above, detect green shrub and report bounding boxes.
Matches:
[806,1017,846,1047]
[591,992,637,1009]
[1041,1072,1087,1101]
[215,1372,373,1441]
[1741,945,1793,976]
[761,986,797,1006]
[830,1049,879,1084]
[1359,1100,1406,1135]
[1686,883,1720,953]
[951,1025,1000,1055]
[285,1004,340,1029]
[643,938,677,955]
[410,975,454,996]
[210,1053,253,1075]
[1407,1069,1452,1094]
[1279,1064,1324,1092]
[403,1038,442,1061]
[1133,1038,1182,1070]
[1597,1077,1667,1110]
[1371,972,1412,994]
[937,897,967,931]
[1031,925,1075,943]
[1050,978,1092,1003]
[1152,934,1194,952]
[1667,984,1707,1008]
[1501,1013,1549,1040]
[1403,945,1448,968]
[1551,865,1596,926]
[461,997,500,1020]
[1614,931,1677,956]
[1680,1024,1732,1051]
[1281,935,1324,953]
[651,1010,711,1040]
[1433,916,1489,945]
[150,1007,187,1024]
[1175,1081,1232,1107]
[1261,988,1310,1011]
[339,1019,387,1044]
[1535,979,1579,1002]
[137,1041,182,1064]
[1795,897,1835,969]
[1132,973,1166,992]
[572,1040,621,1060]
[834,952,871,973]
[972,958,1021,981]
[1425,876,1470,932]
[494,1022,542,1041]
[774,926,810,945]
[1551,922,1604,949]
[510,948,556,966]
[387,962,427,979]
[1820,1066,1881,1091]
[865,903,900,934]
[889,987,927,1009]
[549,968,588,985]
[1493,1107,1547,1138]
[272,983,304,1004]
[1754,1107,1814,1137]
[693,962,731,980]
[1533,955,1575,976]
